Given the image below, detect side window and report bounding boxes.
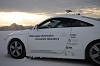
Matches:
[38,18,72,29]
[38,18,61,29]
[57,21,71,28]
[80,21,94,26]
[39,21,51,28]
[71,19,94,27]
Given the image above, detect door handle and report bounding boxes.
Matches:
[61,33,67,36]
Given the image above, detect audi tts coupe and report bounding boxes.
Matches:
[4,14,100,65]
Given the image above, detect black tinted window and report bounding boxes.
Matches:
[71,19,94,27]
[38,18,72,29]
[38,17,94,29]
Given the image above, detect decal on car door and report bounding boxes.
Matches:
[29,34,59,40]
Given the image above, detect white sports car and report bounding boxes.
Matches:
[4,14,100,65]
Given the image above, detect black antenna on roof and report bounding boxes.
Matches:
[65,10,81,15]
[65,10,72,14]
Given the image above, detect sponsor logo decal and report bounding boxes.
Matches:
[29,34,59,40]
[70,34,77,38]
[66,46,73,49]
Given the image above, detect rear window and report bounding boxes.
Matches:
[70,18,94,27]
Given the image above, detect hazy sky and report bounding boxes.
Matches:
[0,0,100,26]
[0,0,100,13]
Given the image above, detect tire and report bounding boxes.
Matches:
[86,42,100,65]
[8,39,26,59]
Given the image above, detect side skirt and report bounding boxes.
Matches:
[26,49,85,60]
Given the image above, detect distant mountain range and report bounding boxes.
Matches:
[0,18,100,31]
[0,23,33,31]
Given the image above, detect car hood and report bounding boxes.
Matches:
[10,29,30,35]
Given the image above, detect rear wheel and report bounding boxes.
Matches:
[86,42,100,65]
[8,39,26,59]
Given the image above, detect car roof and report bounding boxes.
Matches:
[51,14,100,27]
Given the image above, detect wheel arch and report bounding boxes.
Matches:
[85,39,100,59]
[7,38,26,53]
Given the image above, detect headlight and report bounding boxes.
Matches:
[4,35,9,40]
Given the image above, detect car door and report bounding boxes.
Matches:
[28,18,72,54]
[67,18,94,50]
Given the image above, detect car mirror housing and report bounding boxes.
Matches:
[34,24,39,30]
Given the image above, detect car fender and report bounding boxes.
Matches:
[7,34,29,53]
[82,33,100,56]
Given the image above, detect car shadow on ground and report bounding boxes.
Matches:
[4,54,14,59]
[30,57,93,66]
[4,55,93,66]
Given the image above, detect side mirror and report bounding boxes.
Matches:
[34,24,38,30]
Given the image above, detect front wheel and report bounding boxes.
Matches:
[8,39,26,59]
[86,42,100,65]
